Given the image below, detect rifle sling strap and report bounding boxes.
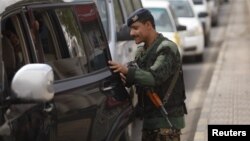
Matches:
[163,66,180,105]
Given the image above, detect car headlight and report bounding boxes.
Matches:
[186,26,203,37]
[173,33,183,55]
[173,32,181,47]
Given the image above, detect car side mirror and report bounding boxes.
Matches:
[116,24,133,41]
[177,25,187,31]
[198,12,209,18]
[11,64,54,102]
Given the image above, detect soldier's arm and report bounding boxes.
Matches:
[126,41,180,86]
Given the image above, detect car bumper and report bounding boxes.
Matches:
[183,35,204,56]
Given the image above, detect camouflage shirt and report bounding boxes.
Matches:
[126,34,187,130]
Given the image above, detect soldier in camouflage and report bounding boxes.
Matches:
[108,8,187,141]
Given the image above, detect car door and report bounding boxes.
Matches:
[0,1,134,141]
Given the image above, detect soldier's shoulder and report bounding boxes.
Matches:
[157,38,178,54]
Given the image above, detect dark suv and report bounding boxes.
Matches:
[0,0,134,141]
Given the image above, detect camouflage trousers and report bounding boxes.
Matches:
[141,128,181,141]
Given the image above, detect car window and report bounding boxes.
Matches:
[73,4,109,71]
[169,0,195,17]
[148,8,174,32]
[28,10,62,62]
[1,3,109,82]
[55,8,85,58]
[25,9,81,80]
[25,4,108,80]
[169,6,181,26]
[1,15,29,82]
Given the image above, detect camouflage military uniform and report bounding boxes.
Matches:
[126,34,187,141]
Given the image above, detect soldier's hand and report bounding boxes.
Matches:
[108,60,128,75]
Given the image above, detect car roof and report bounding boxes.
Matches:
[0,0,92,14]
[142,0,171,8]
[167,0,195,6]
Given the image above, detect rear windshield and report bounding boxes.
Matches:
[169,0,195,17]
[148,8,174,32]
[193,0,203,5]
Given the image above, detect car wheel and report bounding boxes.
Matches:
[195,54,203,62]
[205,32,210,47]
[212,16,219,27]
[212,20,218,27]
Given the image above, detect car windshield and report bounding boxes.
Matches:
[193,0,203,5]
[148,8,174,32]
[168,0,195,17]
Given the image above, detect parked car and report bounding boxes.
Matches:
[0,0,135,140]
[168,0,205,62]
[192,0,211,46]
[207,0,220,26]
[141,0,187,58]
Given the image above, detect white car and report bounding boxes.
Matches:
[141,0,187,58]
[192,0,211,47]
[168,0,205,61]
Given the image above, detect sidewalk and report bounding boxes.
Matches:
[194,0,250,141]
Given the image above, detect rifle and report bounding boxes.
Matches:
[127,61,180,128]
[146,89,173,128]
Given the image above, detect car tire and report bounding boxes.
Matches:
[212,20,218,27]
[212,16,219,27]
[195,54,203,62]
[205,32,210,47]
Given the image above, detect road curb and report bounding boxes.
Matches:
[193,1,233,141]
[193,41,227,141]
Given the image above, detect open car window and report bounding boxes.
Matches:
[26,3,109,80]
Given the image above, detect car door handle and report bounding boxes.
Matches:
[101,85,115,92]
[101,81,116,92]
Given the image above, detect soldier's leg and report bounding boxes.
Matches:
[159,128,181,141]
[141,129,161,141]
[141,128,181,141]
